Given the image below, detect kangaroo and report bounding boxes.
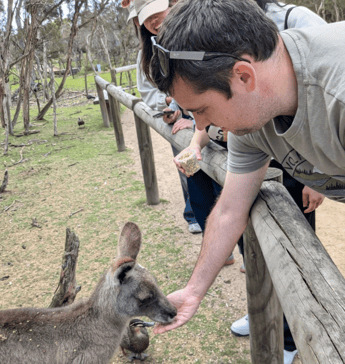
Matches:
[0,222,177,364]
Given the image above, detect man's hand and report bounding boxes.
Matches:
[302,186,325,213]
[171,118,194,134]
[153,288,201,334]
[174,146,202,176]
[163,108,180,124]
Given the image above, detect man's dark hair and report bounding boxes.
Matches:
[151,0,279,98]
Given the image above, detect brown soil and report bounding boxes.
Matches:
[120,108,345,364]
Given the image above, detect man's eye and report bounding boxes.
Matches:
[196,109,206,115]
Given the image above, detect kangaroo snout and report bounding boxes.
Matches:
[147,297,177,324]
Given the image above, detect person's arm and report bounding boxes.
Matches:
[154,161,270,334]
[189,128,211,152]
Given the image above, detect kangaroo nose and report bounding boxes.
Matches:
[169,306,177,319]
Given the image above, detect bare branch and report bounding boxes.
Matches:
[78,0,111,30]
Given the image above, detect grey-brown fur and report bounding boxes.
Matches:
[0,222,177,364]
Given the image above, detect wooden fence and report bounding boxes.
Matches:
[94,74,345,364]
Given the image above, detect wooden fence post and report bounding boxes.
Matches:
[244,168,283,364]
[244,219,284,364]
[110,69,117,86]
[133,111,160,205]
[106,89,126,152]
[95,78,110,128]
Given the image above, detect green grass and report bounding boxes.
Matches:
[9,68,140,98]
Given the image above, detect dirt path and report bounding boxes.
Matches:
[120,108,345,363]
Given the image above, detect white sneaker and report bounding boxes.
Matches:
[230,314,249,336]
[231,315,298,364]
[284,349,298,364]
[188,222,202,234]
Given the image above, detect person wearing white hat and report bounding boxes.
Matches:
[123,0,203,235]
[135,0,170,27]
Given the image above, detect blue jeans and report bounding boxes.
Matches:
[184,197,198,224]
[171,145,197,225]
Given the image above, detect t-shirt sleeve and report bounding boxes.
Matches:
[227,133,271,174]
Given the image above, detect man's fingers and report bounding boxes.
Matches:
[304,203,315,213]
[153,318,186,334]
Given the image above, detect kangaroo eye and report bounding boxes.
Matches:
[139,296,153,306]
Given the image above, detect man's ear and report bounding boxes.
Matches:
[233,62,256,93]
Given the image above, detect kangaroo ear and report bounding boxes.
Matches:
[118,222,141,260]
[114,260,135,285]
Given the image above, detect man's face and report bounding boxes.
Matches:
[171,76,270,136]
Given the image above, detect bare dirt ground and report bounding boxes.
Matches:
[120,108,345,364]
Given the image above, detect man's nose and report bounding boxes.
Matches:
[194,116,209,131]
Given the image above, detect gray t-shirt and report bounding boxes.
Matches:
[227,21,345,202]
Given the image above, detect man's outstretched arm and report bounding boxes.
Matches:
[154,161,270,334]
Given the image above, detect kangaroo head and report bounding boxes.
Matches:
[111,222,177,323]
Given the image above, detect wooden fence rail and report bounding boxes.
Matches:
[110,64,137,93]
[94,74,345,364]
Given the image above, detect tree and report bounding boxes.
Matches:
[36,0,111,121]
[0,0,15,153]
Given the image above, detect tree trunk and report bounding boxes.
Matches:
[42,40,49,100]
[0,92,4,128]
[12,88,22,128]
[12,62,25,128]
[50,63,58,136]
[4,82,12,135]
[0,170,9,193]
[3,91,10,155]
[49,228,81,308]
[84,53,89,96]
[100,25,112,70]
[22,7,39,133]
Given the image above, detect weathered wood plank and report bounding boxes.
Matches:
[244,169,284,364]
[251,181,345,364]
[107,92,125,152]
[95,80,110,128]
[134,113,160,205]
[244,219,284,364]
[105,82,139,110]
[114,64,136,73]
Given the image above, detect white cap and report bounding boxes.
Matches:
[127,2,137,23]
[135,0,169,26]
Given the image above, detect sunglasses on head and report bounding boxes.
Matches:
[151,36,251,78]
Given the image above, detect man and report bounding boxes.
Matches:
[150,0,345,335]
